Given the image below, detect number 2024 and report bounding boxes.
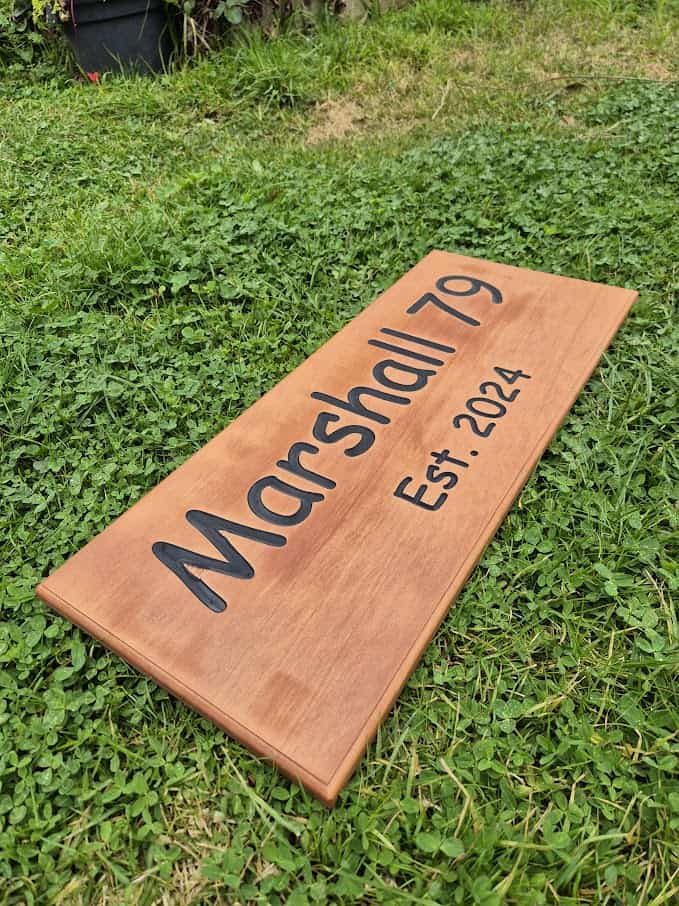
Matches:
[452,366,531,438]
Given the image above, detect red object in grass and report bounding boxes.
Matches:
[86,71,100,83]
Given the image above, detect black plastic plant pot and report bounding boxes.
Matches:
[64,0,173,75]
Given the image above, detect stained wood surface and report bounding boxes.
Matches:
[37,252,636,805]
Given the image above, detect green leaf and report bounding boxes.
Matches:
[441,838,465,858]
[70,637,86,670]
[415,831,441,853]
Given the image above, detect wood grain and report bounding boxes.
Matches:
[36,252,636,805]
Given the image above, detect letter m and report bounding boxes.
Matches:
[152,510,285,613]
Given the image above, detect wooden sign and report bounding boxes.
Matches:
[36,252,636,805]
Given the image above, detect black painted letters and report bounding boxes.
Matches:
[153,274,505,612]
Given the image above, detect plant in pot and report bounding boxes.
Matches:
[33,0,174,74]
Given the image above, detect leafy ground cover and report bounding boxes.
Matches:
[1,1,678,903]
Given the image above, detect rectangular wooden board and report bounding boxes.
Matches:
[37,252,636,805]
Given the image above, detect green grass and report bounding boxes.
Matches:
[1,1,678,903]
